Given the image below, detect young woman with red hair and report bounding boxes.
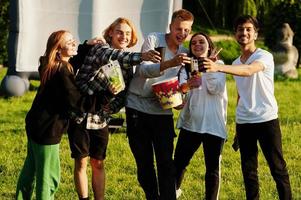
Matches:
[16,30,81,200]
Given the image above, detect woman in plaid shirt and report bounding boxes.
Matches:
[68,17,160,200]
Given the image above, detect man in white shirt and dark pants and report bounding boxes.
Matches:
[126,9,193,200]
[204,15,292,200]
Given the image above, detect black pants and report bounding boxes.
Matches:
[236,119,292,200]
[174,129,224,200]
[126,107,176,200]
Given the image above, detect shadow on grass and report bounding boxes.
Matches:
[274,67,301,82]
[274,74,301,82]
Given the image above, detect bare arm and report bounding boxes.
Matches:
[159,53,191,72]
[204,58,264,77]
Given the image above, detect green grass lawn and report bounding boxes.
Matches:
[0,67,300,199]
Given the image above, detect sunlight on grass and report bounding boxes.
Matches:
[0,67,300,199]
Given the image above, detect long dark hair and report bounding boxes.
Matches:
[188,32,215,58]
[179,32,216,80]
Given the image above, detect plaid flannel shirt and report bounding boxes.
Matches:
[75,43,141,117]
[76,43,141,95]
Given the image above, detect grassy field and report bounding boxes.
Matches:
[0,67,300,200]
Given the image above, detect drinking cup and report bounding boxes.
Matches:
[154,47,166,61]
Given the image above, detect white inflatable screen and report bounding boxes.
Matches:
[12,0,182,72]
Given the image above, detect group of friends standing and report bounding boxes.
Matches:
[15,8,292,200]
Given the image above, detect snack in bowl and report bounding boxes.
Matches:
[152,77,183,109]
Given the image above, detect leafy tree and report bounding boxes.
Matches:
[0,0,9,66]
[183,0,283,31]
[239,0,257,17]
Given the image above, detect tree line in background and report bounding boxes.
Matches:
[0,0,300,66]
[184,0,301,62]
[184,0,279,29]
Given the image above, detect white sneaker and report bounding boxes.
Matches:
[176,188,182,199]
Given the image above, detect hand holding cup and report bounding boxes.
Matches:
[171,53,191,67]
[154,47,166,62]
[141,50,161,63]
[187,75,202,89]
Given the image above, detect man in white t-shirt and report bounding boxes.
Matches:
[204,15,292,200]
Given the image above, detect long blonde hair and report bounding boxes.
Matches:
[39,30,73,85]
[103,17,138,48]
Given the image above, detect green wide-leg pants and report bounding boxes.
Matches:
[16,139,60,200]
